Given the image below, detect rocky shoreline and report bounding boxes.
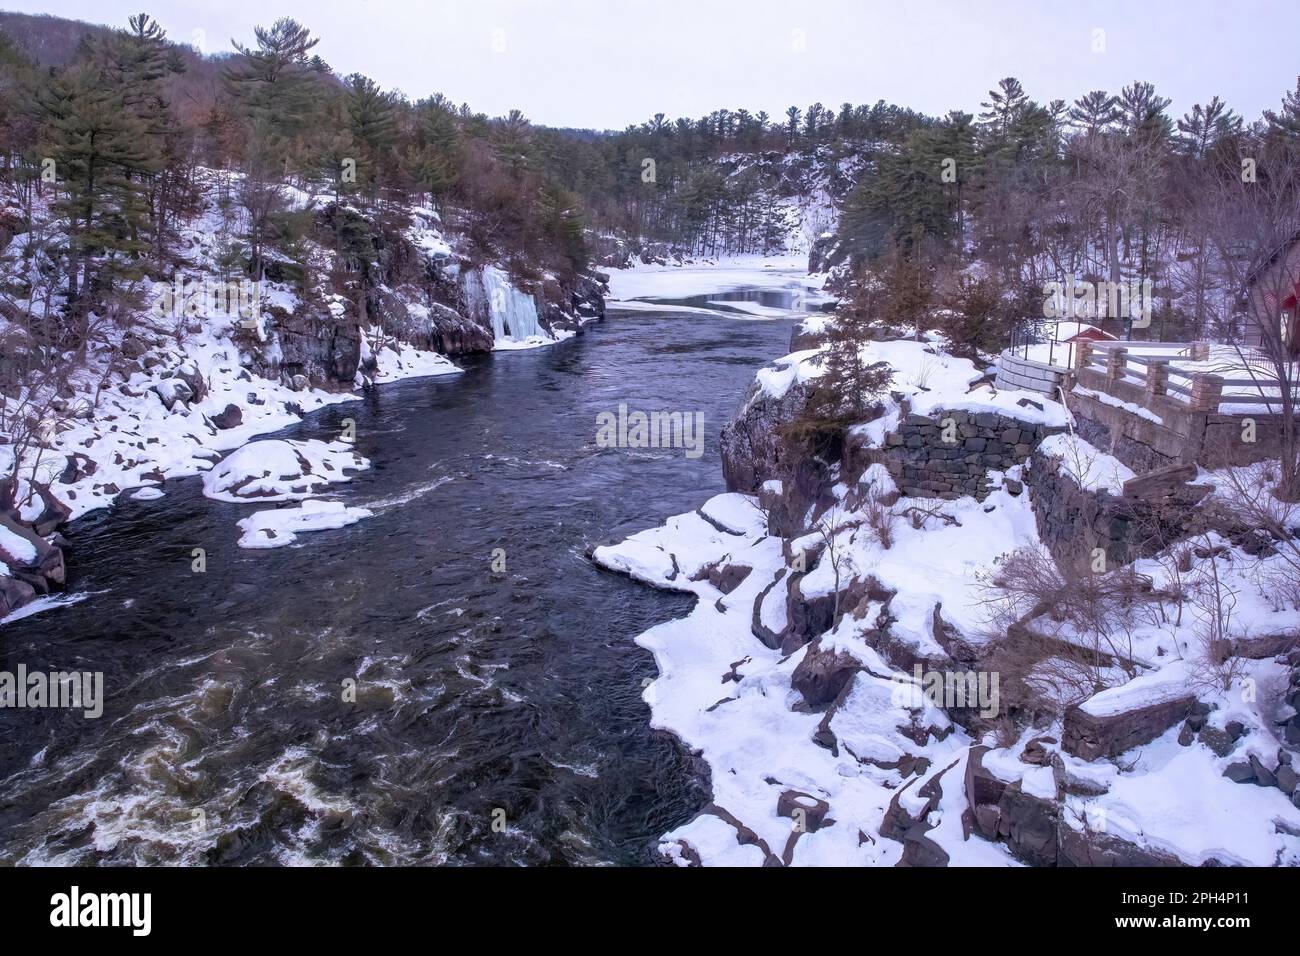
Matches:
[0,193,609,620]
[596,313,1300,867]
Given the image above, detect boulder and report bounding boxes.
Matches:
[776,790,831,833]
[1197,725,1236,757]
[1061,683,1199,761]
[210,404,243,430]
[151,377,193,410]
[898,824,950,867]
[1223,761,1256,784]
[173,361,208,403]
[0,573,36,618]
[1276,764,1298,795]
[791,639,863,708]
[719,376,815,494]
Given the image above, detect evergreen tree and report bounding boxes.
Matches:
[37,59,160,307]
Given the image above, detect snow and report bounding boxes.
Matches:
[753,336,1071,429]
[606,254,829,303]
[755,349,825,400]
[592,482,1033,867]
[236,500,374,550]
[1079,661,1194,718]
[202,439,368,503]
[1073,384,1164,425]
[1038,433,1135,495]
[0,525,38,564]
[1069,727,1300,866]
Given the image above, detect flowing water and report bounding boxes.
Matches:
[0,305,795,866]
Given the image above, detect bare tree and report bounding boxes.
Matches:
[1199,146,1300,497]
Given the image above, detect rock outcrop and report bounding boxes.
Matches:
[719,379,815,494]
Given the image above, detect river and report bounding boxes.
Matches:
[0,301,797,866]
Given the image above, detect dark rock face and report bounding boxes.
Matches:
[0,572,36,618]
[880,409,1063,502]
[537,272,607,336]
[1025,449,1202,569]
[719,378,816,494]
[210,404,243,430]
[694,560,752,595]
[0,512,66,615]
[777,790,831,832]
[1058,829,1182,867]
[807,233,838,275]
[273,305,362,387]
[964,745,1179,866]
[786,573,881,649]
[789,321,828,353]
[791,639,864,708]
[1061,695,1199,761]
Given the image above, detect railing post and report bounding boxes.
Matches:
[1106,346,1128,384]
[1190,373,1223,412]
[1190,341,1210,362]
[1075,339,1093,371]
[1145,359,1169,400]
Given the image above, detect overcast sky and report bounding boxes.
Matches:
[9,0,1299,130]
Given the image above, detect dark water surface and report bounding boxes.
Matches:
[0,307,794,866]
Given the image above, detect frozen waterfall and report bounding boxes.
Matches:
[465,265,547,346]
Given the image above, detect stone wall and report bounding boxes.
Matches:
[1070,367,1285,473]
[1025,448,1201,568]
[995,351,1067,397]
[879,409,1064,501]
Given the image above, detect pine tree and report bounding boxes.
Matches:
[979,78,1029,138]
[37,60,160,308]
[344,73,398,195]
[792,276,893,447]
[1264,77,1300,144]
[1068,91,1118,136]
[1177,97,1241,158]
[224,18,324,175]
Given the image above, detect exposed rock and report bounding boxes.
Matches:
[1198,725,1236,757]
[695,560,752,595]
[1121,462,1201,501]
[1248,754,1277,788]
[172,361,208,403]
[1058,829,1182,867]
[1061,692,1199,761]
[777,790,831,833]
[1277,764,1298,795]
[151,377,193,410]
[210,404,244,430]
[0,512,66,608]
[1050,754,1113,797]
[0,573,36,618]
[59,452,97,484]
[1223,761,1256,784]
[719,377,815,494]
[1020,736,1056,766]
[898,824,950,867]
[791,639,863,708]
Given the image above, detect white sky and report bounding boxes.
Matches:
[8,0,1299,130]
